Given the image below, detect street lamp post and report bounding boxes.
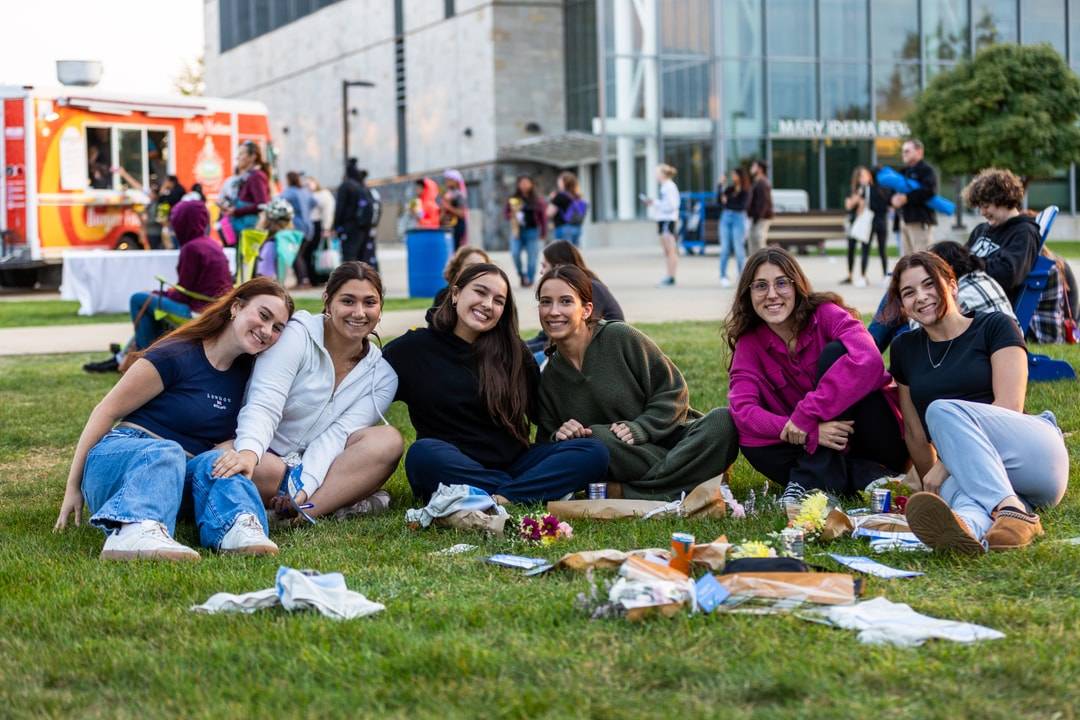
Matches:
[342,79,375,170]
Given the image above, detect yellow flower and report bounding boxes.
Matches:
[731,541,773,559]
[793,491,829,531]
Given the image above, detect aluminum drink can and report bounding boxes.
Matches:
[587,483,607,499]
[671,532,695,555]
[781,527,805,559]
[871,488,892,514]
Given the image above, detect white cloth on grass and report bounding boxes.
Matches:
[404,483,508,528]
[191,566,385,620]
[806,597,1004,647]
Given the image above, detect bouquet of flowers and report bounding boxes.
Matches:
[789,491,830,542]
[730,539,777,559]
[518,513,574,545]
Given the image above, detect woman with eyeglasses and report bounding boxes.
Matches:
[725,248,908,506]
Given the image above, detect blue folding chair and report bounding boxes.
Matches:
[1017,205,1076,382]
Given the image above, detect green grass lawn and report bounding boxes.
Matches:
[0,296,432,329]
[1,322,1078,718]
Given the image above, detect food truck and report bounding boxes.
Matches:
[0,84,272,282]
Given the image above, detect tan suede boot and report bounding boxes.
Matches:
[984,508,1044,551]
[905,492,984,555]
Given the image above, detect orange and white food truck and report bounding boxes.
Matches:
[1,84,272,281]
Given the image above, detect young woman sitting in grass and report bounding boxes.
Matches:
[54,278,293,560]
[885,251,1068,553]
[383,263,609,504]
[212,262,402,521]
[535,265,737,500]
[726,247,908,506]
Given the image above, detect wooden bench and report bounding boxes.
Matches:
[766,211,847,255]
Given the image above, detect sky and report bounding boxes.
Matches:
[0,0,204,94]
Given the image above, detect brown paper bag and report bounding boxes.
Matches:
[820,507,856,541]
[855,513,911,533]
[432,510,508,537]
[716,572,857,605]
[555,548,670,572]
[546,499,670,520]
[690,541,732,571]
[680,474,728,519]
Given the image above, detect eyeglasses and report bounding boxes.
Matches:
[749,276,794,296]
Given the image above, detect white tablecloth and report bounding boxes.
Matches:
[60,249,235,316]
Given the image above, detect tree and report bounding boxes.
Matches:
[906,43,1080,186]
[173,56,205,97]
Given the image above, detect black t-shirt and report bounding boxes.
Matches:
[551,191,572,227]
[382,326,540,470]
[889,312,1025,437]
[124,340,254,455]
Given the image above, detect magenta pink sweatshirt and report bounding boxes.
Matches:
[728,302,901,453]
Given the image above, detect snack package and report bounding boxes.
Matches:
[716,572,858,605]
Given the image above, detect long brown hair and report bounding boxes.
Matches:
[149,276,295,352]
[542,240,598,280]
[432,263,531,445]
[882,251,957,324]
[558,171,580,198]
[724,247,856,362]
[241,140,270,176]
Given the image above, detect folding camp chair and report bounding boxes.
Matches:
[237,228,269,284]
[1017,206,1076,382]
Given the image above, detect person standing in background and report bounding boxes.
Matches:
[281,171,314,287]
[333,159,378,267]
[891,139,937,254]
[305,176,336,286]
[225,141,271,240]
[441,169,469,248]
[718,167,751,288]
[548,171,588,248]
[504,175,547,288]
[746,159,774,254]
[842,166,891,287]
[642,163,680,287]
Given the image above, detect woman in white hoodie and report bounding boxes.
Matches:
[212,262,402,520]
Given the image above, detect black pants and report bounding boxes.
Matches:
[740,341,908,496]
[341,224,376,269]
[846,222,889,277]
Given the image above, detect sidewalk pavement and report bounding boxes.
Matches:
[0,246,887,356]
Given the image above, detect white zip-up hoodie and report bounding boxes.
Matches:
[234,310,398,495]
[651,179,680,221]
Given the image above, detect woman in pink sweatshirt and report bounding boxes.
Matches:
[725,247,907,505]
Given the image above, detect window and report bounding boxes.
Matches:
[824,139,872,209]
[723,59,764,135]
[662,58,712,118]
[766,0,814,58]
[871,0,919,60]
[923,0,968,61]
[874,62,920,120]
[725,138,766,175]
[220,0,343,52]
[663,137,713,193]
[720,0,761,57]
[973,0,1017,51]
[1073,0,1080,70]
[85,126,173,192]
[1022,0,1067,53]
[445,0,454,19]
[772,139,821,208]
[822,63,870,120]
[565,0,598,132]
[769,61,816,123]
[820,0,868,60]
[659,0,711,55]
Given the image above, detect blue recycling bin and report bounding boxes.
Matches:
[405,228,454,298]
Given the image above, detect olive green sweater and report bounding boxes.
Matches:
[538,321,736,499]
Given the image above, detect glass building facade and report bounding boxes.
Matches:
[565,0,1080,219]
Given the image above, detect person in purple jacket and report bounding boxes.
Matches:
[84,200,234,373]
[725,247,909,506]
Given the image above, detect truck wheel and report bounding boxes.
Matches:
[114,233,141,251]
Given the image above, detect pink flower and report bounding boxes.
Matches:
[556,522,573,539]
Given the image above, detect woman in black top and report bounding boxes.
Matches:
[885,252,1067,554]
[843,166,891,287]
[382,263,609,503]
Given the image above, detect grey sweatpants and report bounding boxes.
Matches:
[927,399,1068,539]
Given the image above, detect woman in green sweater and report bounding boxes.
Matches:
[536,265,738,500]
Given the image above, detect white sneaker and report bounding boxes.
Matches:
[854,276,868,288]
[219,513,279,556]
[719,277,732,288]
[100,520,200,562]
[332,490,392,520]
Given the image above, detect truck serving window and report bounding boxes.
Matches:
[83,125,174,192]
[86,127,113,189]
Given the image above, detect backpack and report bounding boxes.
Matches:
[562,196,588,225]
[354,184,380,227]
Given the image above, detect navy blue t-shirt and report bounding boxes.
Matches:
[124,340,253,455]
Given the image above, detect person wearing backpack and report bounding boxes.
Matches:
[333,159,379,268]
[548,171,588,247]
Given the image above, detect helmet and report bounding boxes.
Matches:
[262,198,294,223]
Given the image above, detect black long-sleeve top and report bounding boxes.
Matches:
[900,160,938,225]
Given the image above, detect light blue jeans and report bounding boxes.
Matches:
[82,426,268,549]
[927,399,1069,540]
[719,210,747,280]
[129,292,192,350]
[510,226,540,283]
[554,224,583,247]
